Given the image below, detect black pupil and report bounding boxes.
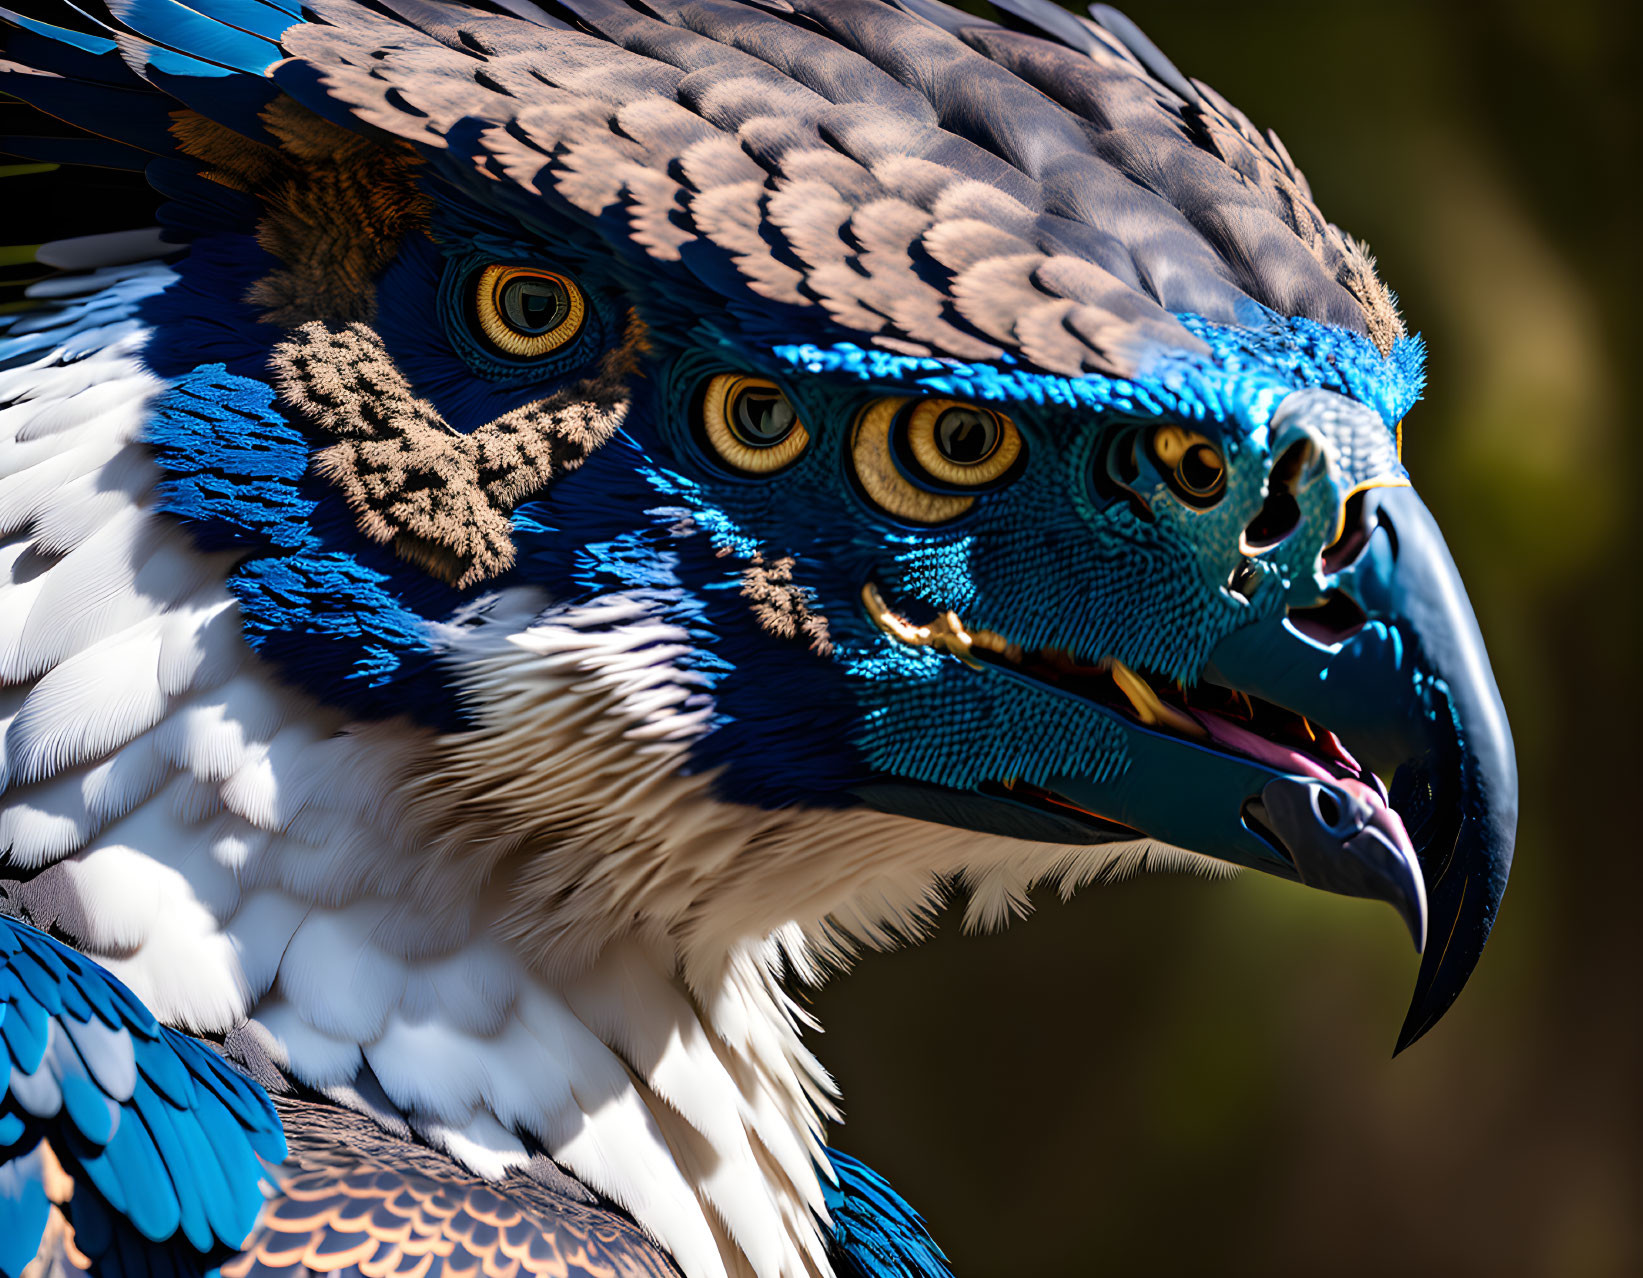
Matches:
[732,388,796,447]
[1179,444,1224,494]
[934,407,998,465]
[500,275,571,335]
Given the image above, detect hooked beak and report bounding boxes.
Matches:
[1250,773,1428,954]
[1206,485,1517,1051]
[857,485,1514,1052]
[852,405,1514,1053]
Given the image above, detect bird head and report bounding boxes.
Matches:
[9,0,1514,1051]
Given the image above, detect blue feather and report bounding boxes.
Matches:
[54,978,94,1027]
[11,947,66,1016]
[132,1037,195,1112]
[59,1073,119,1147]
[68,1184,115,1258]
[0,1148,53,1278]
[60,1015,137,1104]
[1,916,284,1272]
[822,1150,953,1278]
[128,41,243,79]
[143,62,280,141]
[0,12,139,85]
[1,994,49,1078]
[0,6,118,55]
[183,0,299,42]
[146,156,265,229]
[138,1081,219,1253]
[0,69,178,154]
[180,1079,266,1245]
[146,361,472,729]
[96,1093,182,1242]
[104,0,282,73]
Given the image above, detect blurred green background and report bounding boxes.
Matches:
[815,3,1641,1275]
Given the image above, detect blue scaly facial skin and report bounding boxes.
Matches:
[140,190,1422,818]
[617,324,1418,810]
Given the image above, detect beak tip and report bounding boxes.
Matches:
[1405,908,1427,957]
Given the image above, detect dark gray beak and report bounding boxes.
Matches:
[1209,485,1518,1052]
[1253,774,1427,953]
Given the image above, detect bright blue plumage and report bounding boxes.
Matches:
[148,363,472,723]
[822,1150,953,1278]
[0,915,285,1278]
[104,0,285,72]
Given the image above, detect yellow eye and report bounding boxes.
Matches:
[474,264,585,358]
[852,398,1023,523]
[847,395,1012,519]
[905,398,1021,487]
[700,373,810,474]
[1148,424,1226,506]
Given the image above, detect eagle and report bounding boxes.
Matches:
[0,1,1516,1275]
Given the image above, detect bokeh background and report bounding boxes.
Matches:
[814,4,1642,1276]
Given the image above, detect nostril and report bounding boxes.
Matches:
[1313,787,1342,829]
[1240,491,1300,555]
[1239,439,1314,555]
[1321,489,1374,575]
[1270,437,1321,490]
[1287,589,1367,647]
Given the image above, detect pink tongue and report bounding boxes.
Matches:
[1197,713,1337,782]
[1195,712,1415,848]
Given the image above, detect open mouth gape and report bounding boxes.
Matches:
[860,582,1396,852]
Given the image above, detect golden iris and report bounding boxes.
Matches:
[1149,424,1226,505]
[474,264,585,358]
[851,397,1023,523]
[700,374,810,474]
[906,399,1022,487]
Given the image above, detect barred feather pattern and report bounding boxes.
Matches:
[227,1099,680,1278]
[273,0,1400,377]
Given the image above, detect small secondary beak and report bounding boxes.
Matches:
[850,432,1513,1054]
[1249,775,1427,952]
[1209,485,1517,1051]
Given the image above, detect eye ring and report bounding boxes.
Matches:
[851,398,975,524]
[1149,424,1226,506]
[700,373,811,474]
[906,399,1021,487]
[473,264,586,359]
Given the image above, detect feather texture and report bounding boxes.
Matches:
[0,912,284,1278]
[0,4,1441,1278]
